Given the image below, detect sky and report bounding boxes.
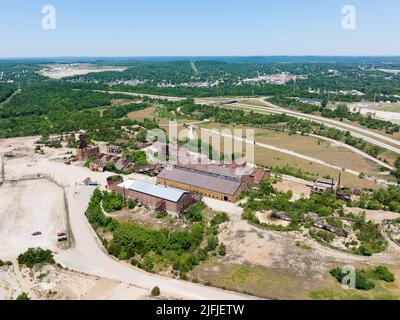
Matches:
[0,0,399,57]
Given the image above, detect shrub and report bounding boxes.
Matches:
[310,229,334,243]
[127,199,137,209]
[0,260,12,267]
[16,292,29,300]
[143,255,154,272]
[85,192,207,273]
[210,212,229,227]
[373,266,395,283]
[18,248,55,268]
[356,271,376,291]
[151,286,160,297]
[185,203,205,222]
[330,267,376,291]
[218,243,227,256]
[102,191,125,213]
[207,236,219,251]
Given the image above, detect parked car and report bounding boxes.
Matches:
[32,231,42,236]
[58,236,68,242]
[57,232,67,237]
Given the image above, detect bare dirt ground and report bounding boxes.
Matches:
[346,207,400,224]
[0,136,248,300]
[20,265,152,300]
[0,265,24,300]
[0,262,158,300]
[38,64,128,80]
[275,179,311,200]
[191,205,400,299]
[0,180,65,260]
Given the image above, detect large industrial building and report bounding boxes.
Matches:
[111,179,196,214]
[157,163,267,202]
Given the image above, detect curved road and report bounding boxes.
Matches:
[57,182,251,300]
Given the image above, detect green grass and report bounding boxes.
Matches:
[190,259,312,299]
[310,284,399,300]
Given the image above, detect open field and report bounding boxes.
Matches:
[203,122,385,176]
[128,106,156,121]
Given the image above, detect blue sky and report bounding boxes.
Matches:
[0,0,399,57]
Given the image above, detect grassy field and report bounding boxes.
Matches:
[375,104,400,113]
[190,259,326,300]
[128,106,156,121]
[197,122,383,189]
[310,267,400,300]
[190,259,400,300]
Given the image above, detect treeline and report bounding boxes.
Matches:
[0,82,125,118]
[0,81,150,140]
[0,83,17,103]
[63,60,400,101]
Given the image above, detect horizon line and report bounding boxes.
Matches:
[1,54,400,60]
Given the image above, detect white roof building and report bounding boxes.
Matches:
[118,180,187,202]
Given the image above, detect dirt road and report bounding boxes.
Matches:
[0,138,251,300]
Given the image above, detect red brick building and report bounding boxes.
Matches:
[111,180,196,214]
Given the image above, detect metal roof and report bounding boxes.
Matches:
[118,180,187,202]
[158,167,242,196]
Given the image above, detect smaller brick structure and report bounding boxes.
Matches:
[110,179,196,214]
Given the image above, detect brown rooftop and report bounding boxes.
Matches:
[175,163,254,181]
[158,167,243,196]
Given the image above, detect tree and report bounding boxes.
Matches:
[105,162,116,172]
